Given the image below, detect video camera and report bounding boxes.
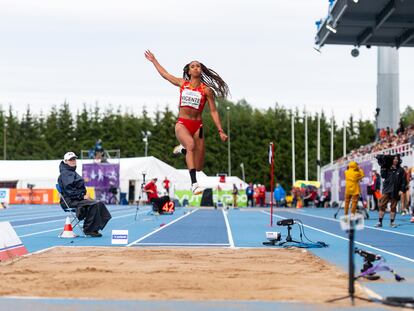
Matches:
[354,248,381,263]
[277,219,294,226]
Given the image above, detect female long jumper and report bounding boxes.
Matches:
[145,50,229,195]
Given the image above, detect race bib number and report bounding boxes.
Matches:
[181,89,202,109]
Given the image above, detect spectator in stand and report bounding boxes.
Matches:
[401,166,411,215]
[396,120,405,136]
[379,128,387,140]
[386,126,391,137]
[254,184,260,206]
[320,188,331,208]
[163,177,170,196]
[273,183,286,207]
[259,184,266,207]
[303,186,317,207]
[344,161,364,216]
[291,187,300,208]
[369,170,381,211]
[246,182,254,207]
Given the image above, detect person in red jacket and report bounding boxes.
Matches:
[144,178,170,214]
[145,50,229,196]
[144,178,159,202]
[163,177,170,196]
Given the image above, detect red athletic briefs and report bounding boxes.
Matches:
[177,118,203,136]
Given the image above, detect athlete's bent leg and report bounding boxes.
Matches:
[193,127,205,171]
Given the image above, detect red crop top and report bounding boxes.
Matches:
[179,81,207,112]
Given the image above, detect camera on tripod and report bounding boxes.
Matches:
[277,219,294,226]
[355,247,382,280]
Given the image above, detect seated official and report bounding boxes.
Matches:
[58,152,112,237]
[144,178,172,214]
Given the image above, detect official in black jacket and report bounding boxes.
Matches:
[58,152,112,237]
[376,155,406,228]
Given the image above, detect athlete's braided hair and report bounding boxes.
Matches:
[183,62,229,98]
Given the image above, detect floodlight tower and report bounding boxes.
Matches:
[377,47,399,131]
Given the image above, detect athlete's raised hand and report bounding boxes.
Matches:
[219,131,228,142]
[144,50,156,63]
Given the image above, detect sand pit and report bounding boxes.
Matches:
[0,246,370,305]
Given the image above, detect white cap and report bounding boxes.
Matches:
[64,151,78,161]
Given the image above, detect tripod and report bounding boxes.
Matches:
[277,224,302,246]
[134,172,147,221]
[327,219,371,305]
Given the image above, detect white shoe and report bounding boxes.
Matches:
[192,183,204,195]
[173,144,186,156]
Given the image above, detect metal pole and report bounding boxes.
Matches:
[240,163,245,182]
[145,139,148,157]
[305,111,308,181]
[343,121,346,158]
[3,121,6,160]
[227,106,231,176]
[330,116,334,164]
[317,113,321,182]
[291,113,296,185]
[269,142,275,227]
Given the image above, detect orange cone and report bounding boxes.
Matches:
[59,216,77,238]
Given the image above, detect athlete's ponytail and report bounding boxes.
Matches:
[183,62,230,98]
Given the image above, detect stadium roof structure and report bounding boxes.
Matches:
[315,0,414,49]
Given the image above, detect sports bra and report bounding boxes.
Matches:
[179,81,207,112]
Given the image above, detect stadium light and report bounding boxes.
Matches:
[353,0,359,3]
[351,48,360,57]
[141,130,151,157]
[326,24,337,34]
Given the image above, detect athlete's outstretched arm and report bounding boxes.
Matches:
[206,87,228,142]
[145,50,183,87]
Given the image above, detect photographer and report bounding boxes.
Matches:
[376,154,406,228]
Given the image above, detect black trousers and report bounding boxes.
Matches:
[67,199,112,233]
[151,196,170,213]
[247,195,254,207]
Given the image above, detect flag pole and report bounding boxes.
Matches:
[269,142,275,227]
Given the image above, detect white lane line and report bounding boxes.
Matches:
[222,209,235,248]
[18,211,147,238]
[261,211,414,263]
[14,207,142,228]
[127,209,197,247]
[281,209,414,238]
[15,219,64,228]
[135,243,229,246]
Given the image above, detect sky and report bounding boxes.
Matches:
[1,0,413,123]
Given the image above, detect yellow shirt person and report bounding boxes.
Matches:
[344,161,364,215]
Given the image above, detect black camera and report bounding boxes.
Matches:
[277,219,294,226]
[109,186,118,194]
[355,248,381,262]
